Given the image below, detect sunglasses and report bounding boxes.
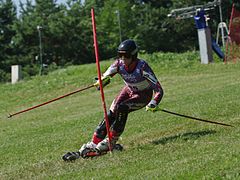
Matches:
[118,53,131,59]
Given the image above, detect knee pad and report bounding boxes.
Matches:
[95,111,115,139]
[112,104,129,134]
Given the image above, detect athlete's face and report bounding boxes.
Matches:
[118,53,132,66]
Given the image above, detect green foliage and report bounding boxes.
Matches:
[0,52,240,179]
[230,0,240,11]
[0,0,17,81]
[0,68,10,82]
[0,0,236,82]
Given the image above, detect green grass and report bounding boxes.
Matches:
[0,51,240,179]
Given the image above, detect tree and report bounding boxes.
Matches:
[0,0,235,82]
[12,0,65,76]
[0,0,17,82]
[58,0,95,65]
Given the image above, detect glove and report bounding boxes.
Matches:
[146,99,159,112]
[94,76,111,90]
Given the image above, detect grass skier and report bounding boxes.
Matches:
[63,39,164,161]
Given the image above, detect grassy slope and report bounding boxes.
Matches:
[0,52,240,179]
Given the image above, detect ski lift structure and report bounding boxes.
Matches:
[168,0,227,64]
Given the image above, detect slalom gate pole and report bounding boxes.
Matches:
[8,84,94,118]
[91,8,112,152]
[159,108,234,127]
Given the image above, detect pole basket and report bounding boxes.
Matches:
[225,4,240,63]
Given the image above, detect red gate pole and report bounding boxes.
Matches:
[91,8,112,152]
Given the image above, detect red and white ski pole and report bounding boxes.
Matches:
[91,8,112,152]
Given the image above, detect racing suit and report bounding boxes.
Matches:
[92,58,164,144]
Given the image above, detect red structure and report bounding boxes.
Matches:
[225,4,240,62]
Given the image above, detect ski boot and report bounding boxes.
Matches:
[62,142,97,161]
[95,137,123,153]
[62,142,123,161]
[62,151,80,161]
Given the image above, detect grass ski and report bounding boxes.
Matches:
[62,144,123,162]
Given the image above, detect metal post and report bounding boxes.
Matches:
[218,0,225,47]
[194,10,213,64]
[37,25,43,75]
[116,10,122,43]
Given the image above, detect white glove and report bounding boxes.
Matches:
[146,99,159,112]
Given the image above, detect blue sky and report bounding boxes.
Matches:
[13,0,68,6]
[13,0,85,15]
[13,0,68,15]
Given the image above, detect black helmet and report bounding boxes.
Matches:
[117,39,138,58]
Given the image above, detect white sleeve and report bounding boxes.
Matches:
[142,70,159,85]
[103,60,118,77]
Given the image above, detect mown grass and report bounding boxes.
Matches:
[0,51,240,179]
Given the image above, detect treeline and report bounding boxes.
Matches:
[0,0,237,82]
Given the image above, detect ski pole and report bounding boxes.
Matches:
[159,108,234,127]
[8,84,95,118]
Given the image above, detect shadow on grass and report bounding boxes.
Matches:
[152,130,216,145]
